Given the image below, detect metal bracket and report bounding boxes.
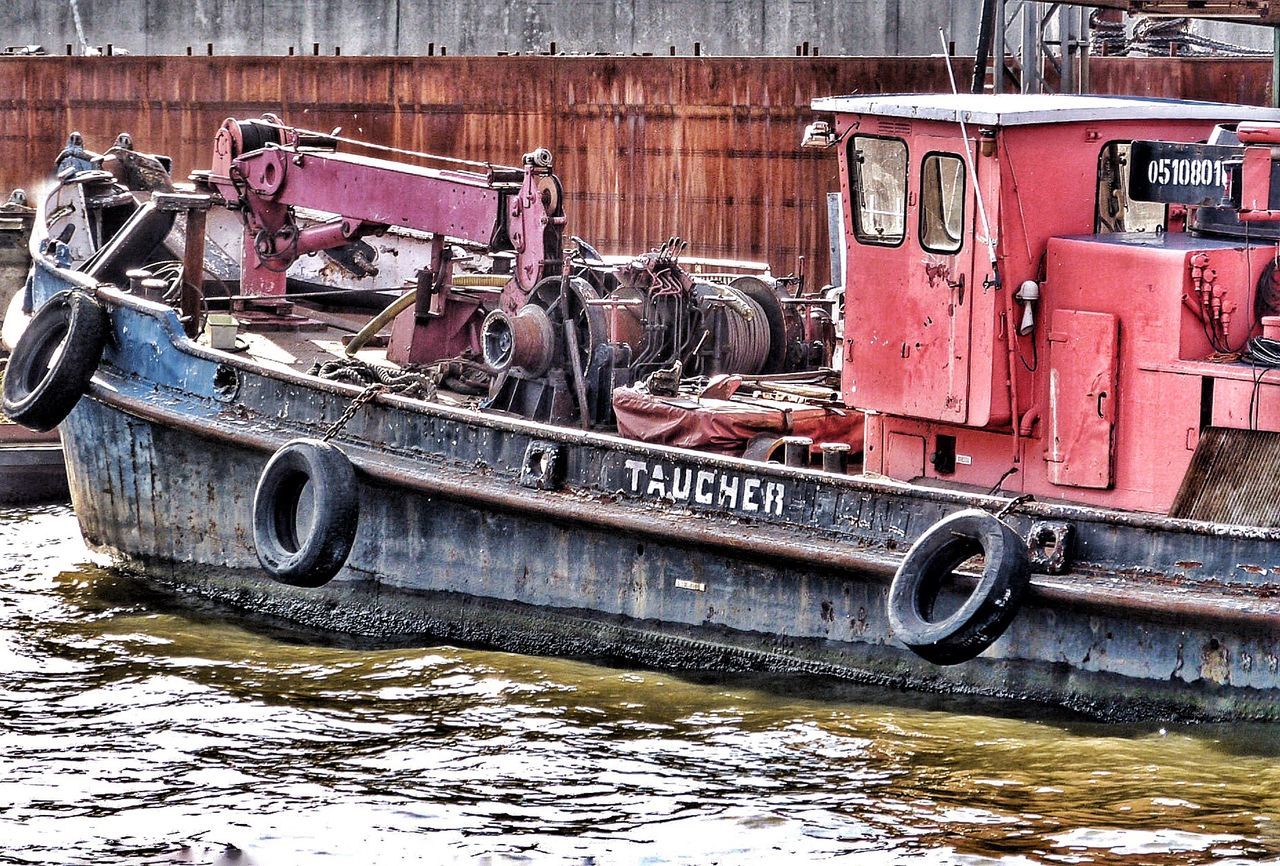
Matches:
[1027,519,1074,574]
[519,440,564,490]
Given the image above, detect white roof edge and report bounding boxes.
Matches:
[808,93,1280,126]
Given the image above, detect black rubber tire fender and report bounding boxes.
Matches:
[887,508,1031,666]
[2,290,109,432]
[252,438,359,588]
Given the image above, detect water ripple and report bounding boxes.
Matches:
[0,506,1277,865]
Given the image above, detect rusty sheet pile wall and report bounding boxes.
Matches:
[0,56,1271,281]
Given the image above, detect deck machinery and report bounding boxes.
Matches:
[198,117,818,429]
[815,93,1280,523]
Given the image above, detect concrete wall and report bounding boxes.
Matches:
[2,0,981,57]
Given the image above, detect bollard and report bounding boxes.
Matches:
[139,278,168,299]
[126,269,154,294]
[783,436,812,468]
[820,442,851,474]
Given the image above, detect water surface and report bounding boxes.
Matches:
[1,505,1277,865]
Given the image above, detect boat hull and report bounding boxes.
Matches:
[31,256,1280,721]
[57,378,1280,721]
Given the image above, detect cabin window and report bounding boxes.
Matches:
[919,152,966,253]
[850,135,907,246]
[1096,141,1166,233]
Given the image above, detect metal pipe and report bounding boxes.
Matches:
[180,208,208,338]
[972,0,997,94]
[564,318,592,430]
[1078,5,1090,93]
[1021,0,1040,94]
[938,29,1000,289]
[992,0,1005,94]
[1272,28,1280,110]
[1060,5,1074,95]
[293,220,355,257]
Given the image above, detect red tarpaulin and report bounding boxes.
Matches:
[613,386,863,456]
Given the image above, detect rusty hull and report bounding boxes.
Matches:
[29,251,1280,721]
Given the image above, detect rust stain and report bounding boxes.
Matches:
[0,56,1268,289]
[923,262,952,288]
[1201,638,1231,685]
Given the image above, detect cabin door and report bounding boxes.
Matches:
[844,135,976,424]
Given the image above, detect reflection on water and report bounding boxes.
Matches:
[1,505,1278,865]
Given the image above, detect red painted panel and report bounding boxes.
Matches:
[1046,310,1120,490]
[885,432,926,481]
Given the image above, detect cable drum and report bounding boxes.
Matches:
[693,282,772,375]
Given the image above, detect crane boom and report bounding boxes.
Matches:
[206,116,565,363]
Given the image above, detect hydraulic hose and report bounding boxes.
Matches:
[344,289,416,356]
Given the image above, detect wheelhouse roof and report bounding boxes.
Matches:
[809,93,1280,127]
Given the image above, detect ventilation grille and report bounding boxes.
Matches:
[877,118,912,136]
[1171,426,1280,526]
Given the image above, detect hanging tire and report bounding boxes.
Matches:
[252,438,359,588]
[887,508,1030,666]
[2,290,108,432]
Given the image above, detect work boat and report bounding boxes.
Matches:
[11,94,1280,721]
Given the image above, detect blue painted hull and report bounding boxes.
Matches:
[33,256,1280,721]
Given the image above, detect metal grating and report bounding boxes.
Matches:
[1171,426,1280,525]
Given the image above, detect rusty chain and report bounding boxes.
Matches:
[321,383,386,443]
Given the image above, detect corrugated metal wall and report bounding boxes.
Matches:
[0,0,984,59]
[0,56,1271,281]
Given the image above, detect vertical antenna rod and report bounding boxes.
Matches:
[939,27,1000,288]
